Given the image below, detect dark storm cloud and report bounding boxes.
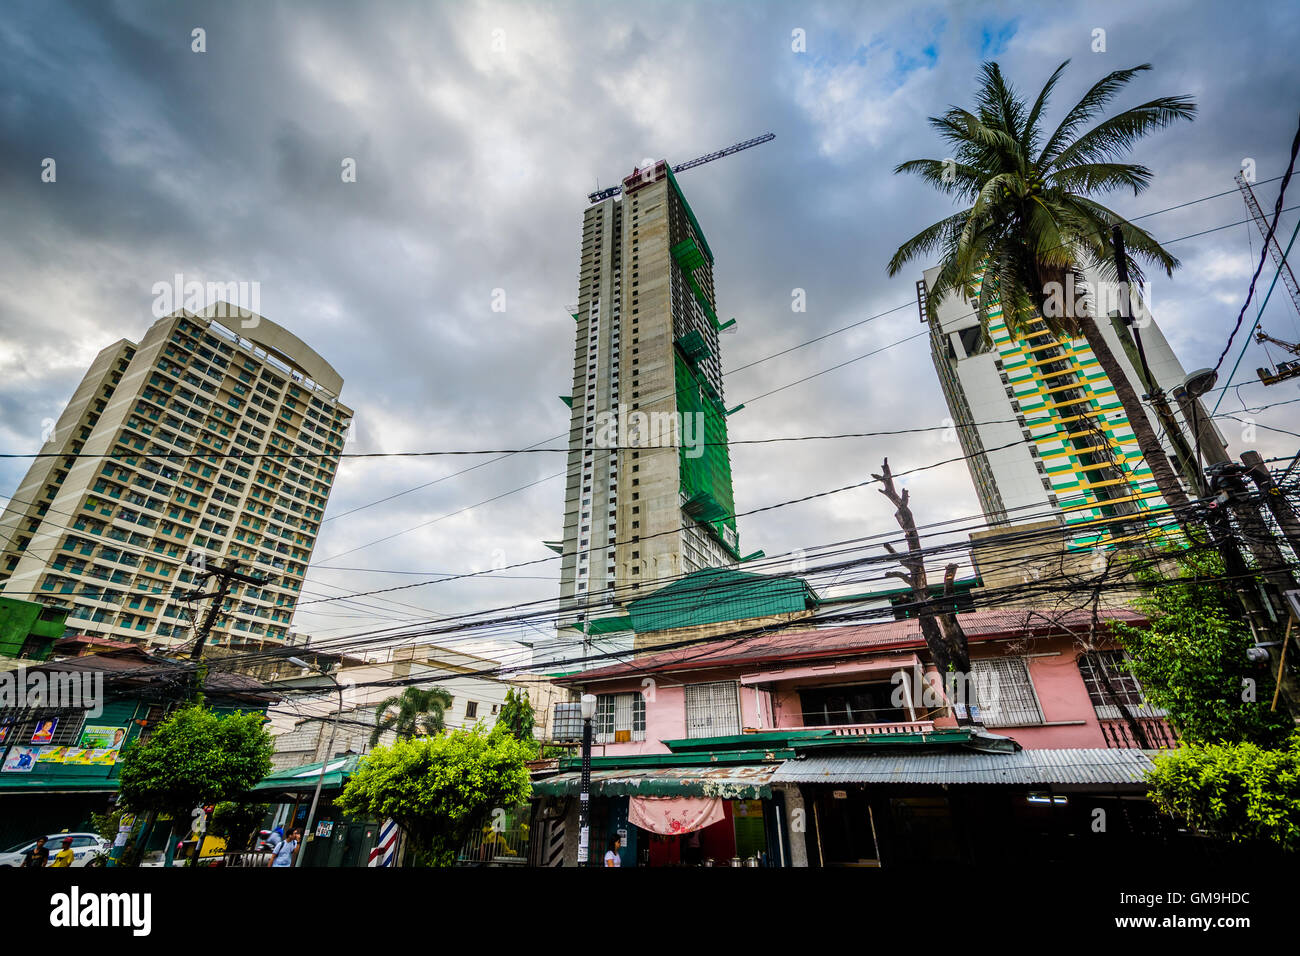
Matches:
[1,0,1298,649]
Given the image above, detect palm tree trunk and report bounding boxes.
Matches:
[1077,318,1194,535]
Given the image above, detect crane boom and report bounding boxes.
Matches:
[1255,328,1300,356]
[587,132,774,203]
[1235,172,1300,318]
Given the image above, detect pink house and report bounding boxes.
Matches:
[531,606,1178,868]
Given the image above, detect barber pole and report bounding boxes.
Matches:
[367,819,400,867]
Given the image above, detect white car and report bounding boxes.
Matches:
[0,833,111,867]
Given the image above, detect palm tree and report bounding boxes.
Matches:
[889,60,1197,533]
[369,686,454,748]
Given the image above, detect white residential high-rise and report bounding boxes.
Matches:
[0,305,351,648]
[921,263,1227,548]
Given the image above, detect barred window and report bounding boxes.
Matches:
[970,658,1043,727]
[0,708,88,748]
[595,692,645,744]
[1077,651,1165,719]
[684,681,741,738]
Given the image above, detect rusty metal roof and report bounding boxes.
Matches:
[770,748,1155,786]
[532,763,780,799]
[560,607,1147,685]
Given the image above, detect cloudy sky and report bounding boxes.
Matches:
[2,0,1298,662]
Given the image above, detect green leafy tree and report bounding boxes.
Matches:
[117,705,273,862]
[1146,733,1300,851]
[888,59,1196,527]
[369,686,454,748]
[1115,550,1293,748]
[338,723,533,866]
[1115,550,1295,850]
[496,688,536,751]
[208,801,271,853]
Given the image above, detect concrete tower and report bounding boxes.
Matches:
[0,305,352,649]
[553,160,742,651]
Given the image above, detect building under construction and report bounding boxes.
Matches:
[541,140,771,667]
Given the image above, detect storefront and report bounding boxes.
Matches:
[253,755,384,867]
[772,747,1202,868]
[531,763,790,866]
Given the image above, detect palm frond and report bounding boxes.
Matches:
[975,61,1026,140]
[893,158,985,199]
[1050,97,1197,170]
[1038,64,1153,166]
[942,108,1023,158]
[1048,161,1152,196]
[887,209,970,277]
[1024,60,1070,153]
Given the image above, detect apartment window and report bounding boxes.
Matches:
[594,692,646,744]
[799,682,907,726]
[684,681,741,738]
[1078,650,1164,719]
[970,658,1043,727]
[465,701,478,719]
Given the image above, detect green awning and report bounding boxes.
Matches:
[254,755,364,793]
[531,763,778,799]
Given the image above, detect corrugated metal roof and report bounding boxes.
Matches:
[770,748,1155,786]
[561,607,1147,684]
[254,754,365,793]
[532,763,779,799]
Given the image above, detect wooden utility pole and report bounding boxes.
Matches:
[1242,450,1300,555]
[188,558,270,660]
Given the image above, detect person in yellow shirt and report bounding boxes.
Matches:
[49,836,76,868]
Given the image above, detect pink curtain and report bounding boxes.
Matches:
[629,796,724,835]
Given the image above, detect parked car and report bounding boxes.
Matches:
[0,832,111,867]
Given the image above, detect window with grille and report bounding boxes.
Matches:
[1077,651,1165,719]
[970,658,1043,727]
[0,708,88,748]
[684,681,741,738]
[594,692,645,744]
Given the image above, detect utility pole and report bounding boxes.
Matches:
[166,555,272,865]
[1111,227,1298,715]
[177,555,272,695]
[1242,450,1300,555]
[1205,461,1300,715]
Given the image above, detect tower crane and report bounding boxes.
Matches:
[587,132,774,204]
[1254,328,1300,385]
[1236,173,1300,385]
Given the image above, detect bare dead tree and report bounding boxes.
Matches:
[873,458,978,725]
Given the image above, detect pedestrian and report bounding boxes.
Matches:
[268,828,301,868]
[49,837,76,868]
[603,835,622,867]
[683,829,702,866]
[20,836,49,868]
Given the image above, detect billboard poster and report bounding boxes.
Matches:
[30,717,58,745]
[80,726,128,750]
[1,746,39,772]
